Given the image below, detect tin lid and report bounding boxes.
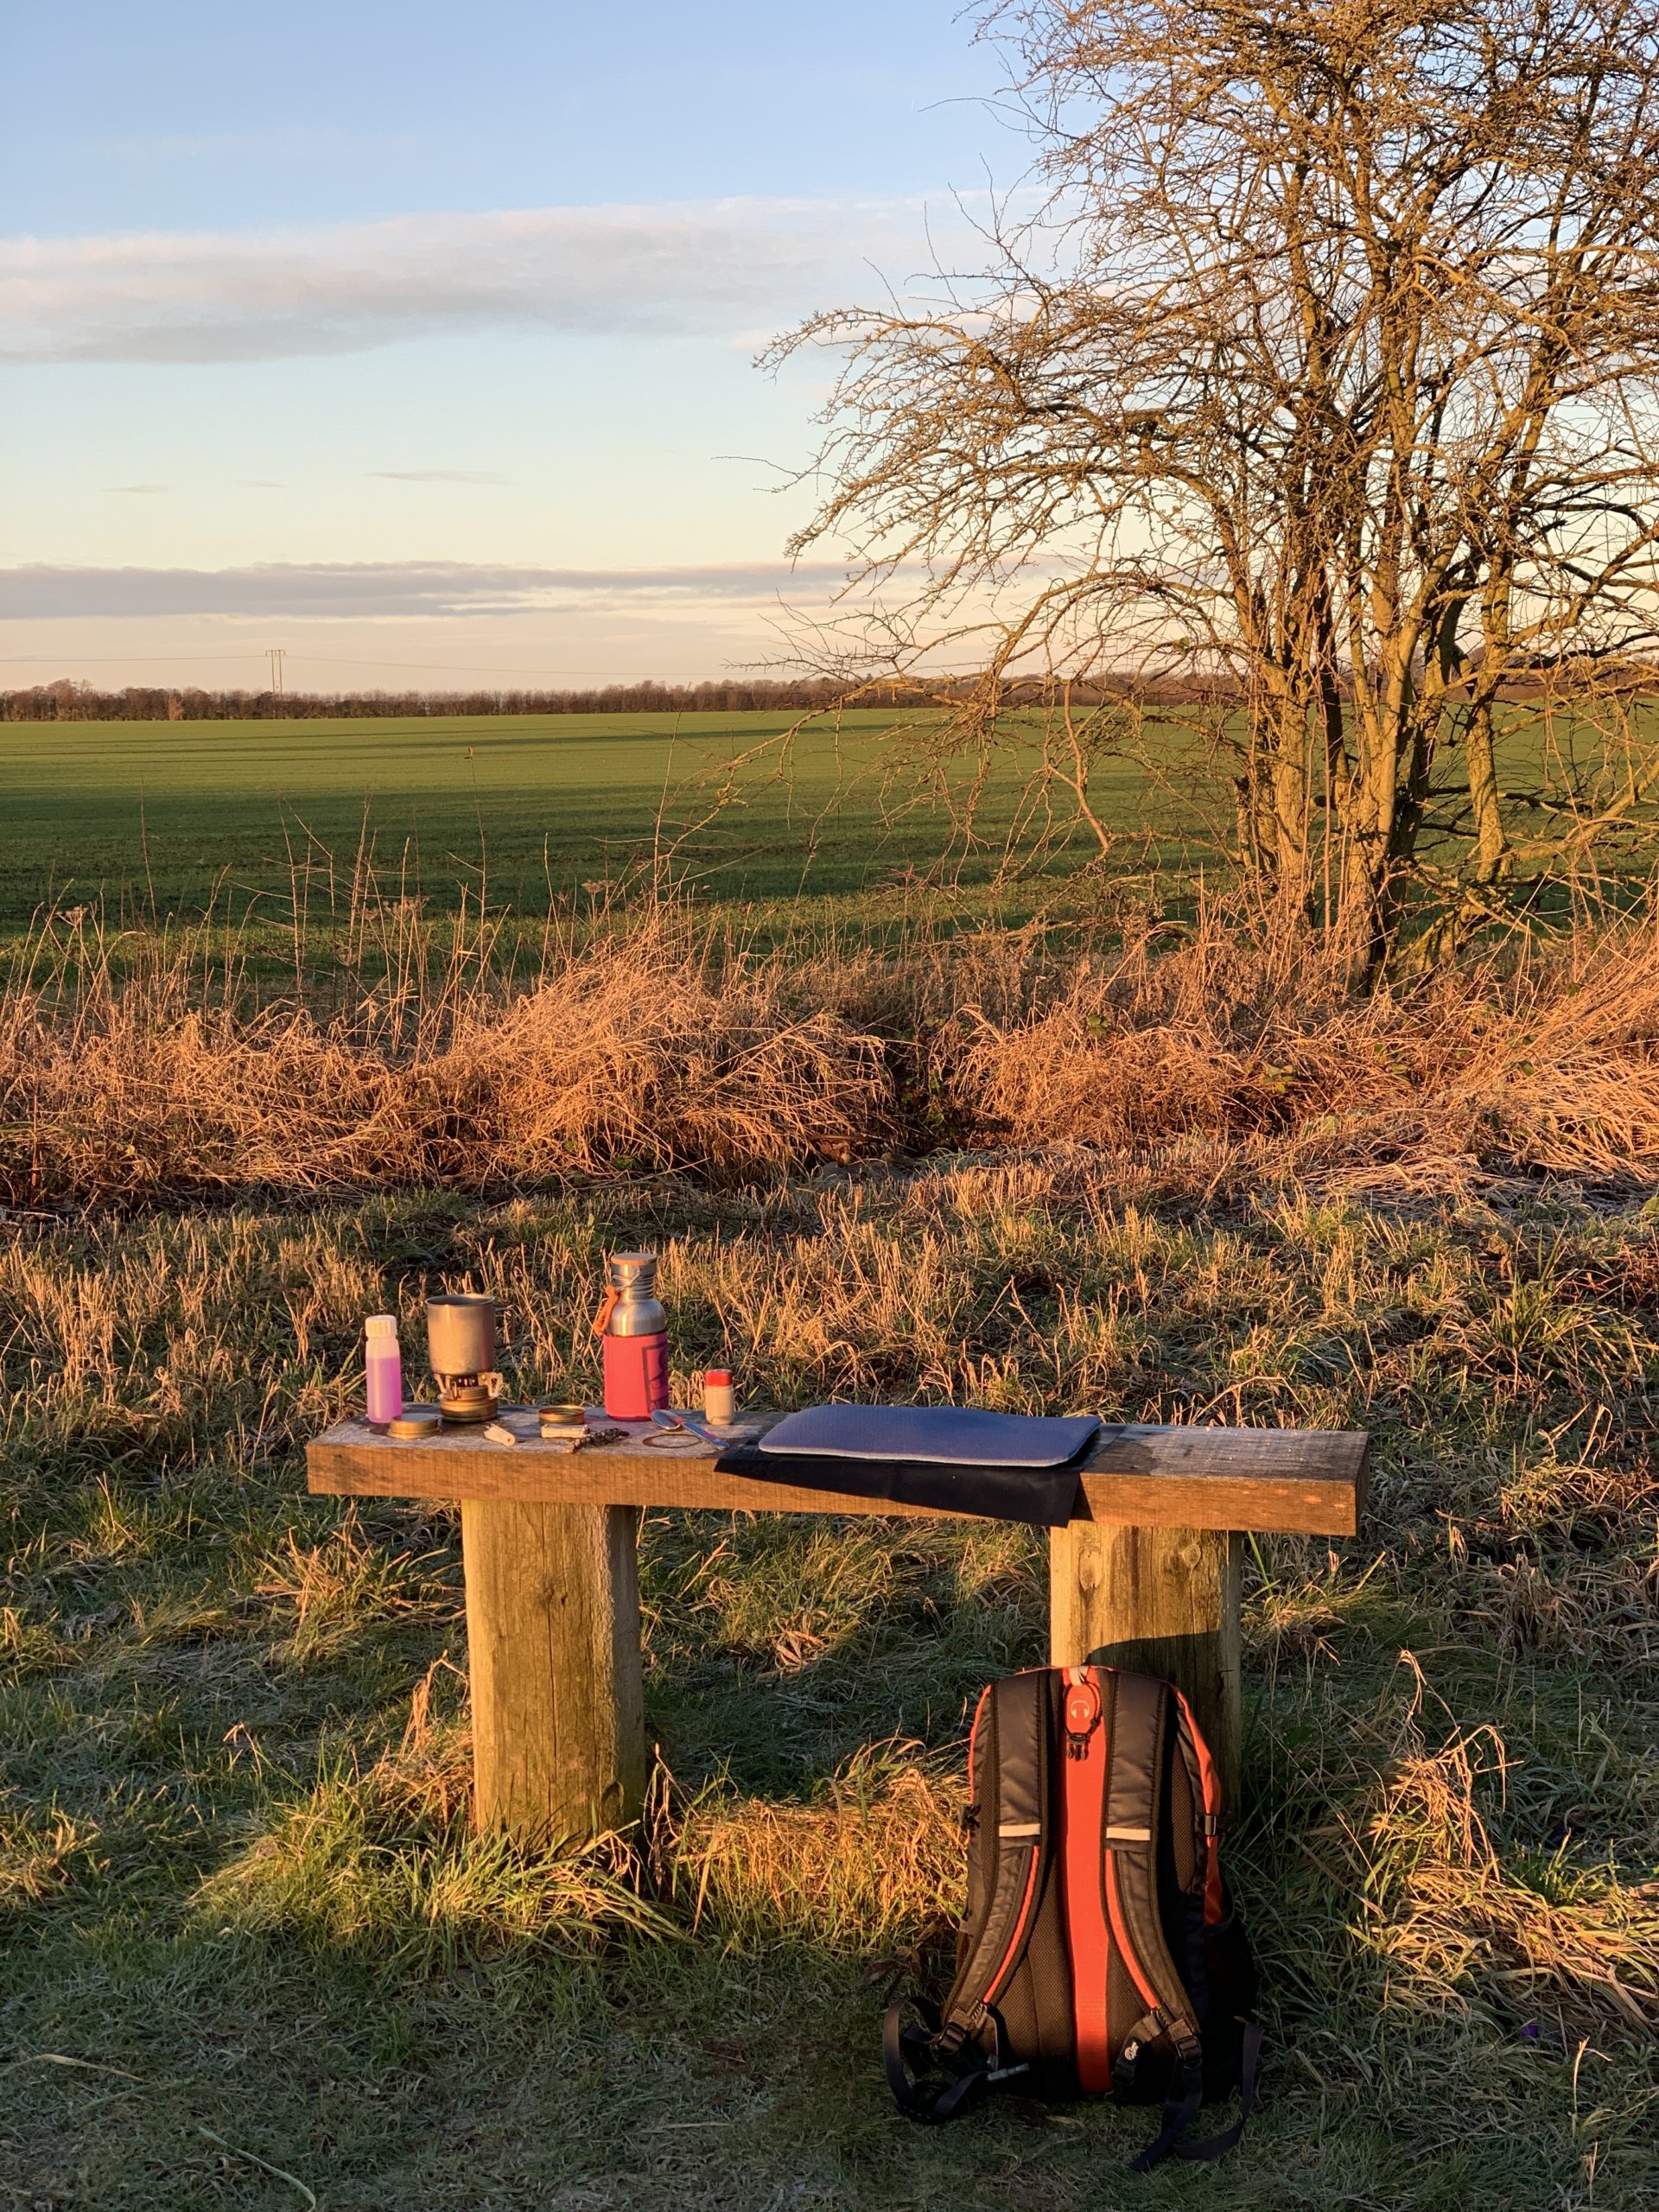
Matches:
[538,1402,588,1428]
[388,1407,442,1439]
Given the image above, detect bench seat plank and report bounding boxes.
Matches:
[306,1413,1365,1535]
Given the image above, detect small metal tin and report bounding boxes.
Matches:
[537,1402,588,1432]
[388,1407,442,1440]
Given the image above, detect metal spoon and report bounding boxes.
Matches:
[652,1407,721,1444]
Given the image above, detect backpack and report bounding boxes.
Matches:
[883,1664,1262,2171]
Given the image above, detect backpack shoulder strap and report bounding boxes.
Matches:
[1103,1671,1199,2050]
[938,1668,1051,2050]
[1172,2018,1264,2162]
[1170,1686,1225,1925]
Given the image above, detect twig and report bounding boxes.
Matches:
[6,2054,320,2206]
[198,2125,318,2209]
[3,2052,171,2086]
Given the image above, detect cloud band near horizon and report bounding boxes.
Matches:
[0,196,961,365]
[0,560,857,620]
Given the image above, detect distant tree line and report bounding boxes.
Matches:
[0,676,898,723]
[5,663,1641,730]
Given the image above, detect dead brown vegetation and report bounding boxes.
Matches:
[3,896,1659,1205]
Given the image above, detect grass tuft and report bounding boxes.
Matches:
[668,1748,965,1956]
[198,1715,677,1973]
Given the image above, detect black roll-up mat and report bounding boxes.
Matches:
[712,1442,1089,1527]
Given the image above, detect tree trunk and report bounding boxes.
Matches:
[1465,702,1510,884]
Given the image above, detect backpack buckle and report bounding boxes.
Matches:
[1063,1674,1102,1758]
[938,2000,988,2060]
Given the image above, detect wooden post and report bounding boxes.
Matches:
[1050,1522,1243,1807]
[459,1499,646,1842]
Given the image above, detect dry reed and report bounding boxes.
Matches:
[6,894,1659,1204]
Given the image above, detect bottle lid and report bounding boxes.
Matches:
[365,1313,398,1339]
[705,1368,732,1383]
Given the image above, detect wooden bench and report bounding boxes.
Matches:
[307,1412,1367,1839]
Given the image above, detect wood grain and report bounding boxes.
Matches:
[461,1499,646,1841]
[307,1413,1366,1535]
[1050,1523,1243,1807]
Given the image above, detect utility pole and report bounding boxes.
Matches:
[266,647,285,695]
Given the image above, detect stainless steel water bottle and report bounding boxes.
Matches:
[594,1251,670,1419]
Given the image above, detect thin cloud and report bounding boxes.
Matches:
[105,482,169,494]
[368,469,506,484]
[0,559,855,621]
[0,197,962,367]
[92,124,415,163]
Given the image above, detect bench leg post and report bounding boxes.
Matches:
[1050,1522,1243,1808]
[460,1499,647,1843]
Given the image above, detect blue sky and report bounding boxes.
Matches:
[0,2,1016,690]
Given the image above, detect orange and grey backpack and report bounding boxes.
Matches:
[884,1665,1262,2170]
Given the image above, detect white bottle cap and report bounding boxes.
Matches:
[365,1313,398,1339]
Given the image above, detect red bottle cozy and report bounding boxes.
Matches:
[603,1330,670,1419]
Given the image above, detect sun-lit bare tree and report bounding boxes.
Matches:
[777,0,1659,967]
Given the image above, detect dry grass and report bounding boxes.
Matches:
[3,1086,1656,2200]
[964,904,1659,1194]
[197,1679,676,1973]
[669,1749,965,1956]
[6,893,1659,1204]
[0,911,891,1198]
[1359,1726,1659,2043]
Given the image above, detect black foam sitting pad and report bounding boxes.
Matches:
[712,1440,1089,1527]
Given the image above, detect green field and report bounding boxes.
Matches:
[0,711,1185,940]
[7,708,1655,957]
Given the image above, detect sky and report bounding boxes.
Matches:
[0,1,1020,691]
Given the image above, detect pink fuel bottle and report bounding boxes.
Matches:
[594,1252,670,1420]
[364,1313,404,1425]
